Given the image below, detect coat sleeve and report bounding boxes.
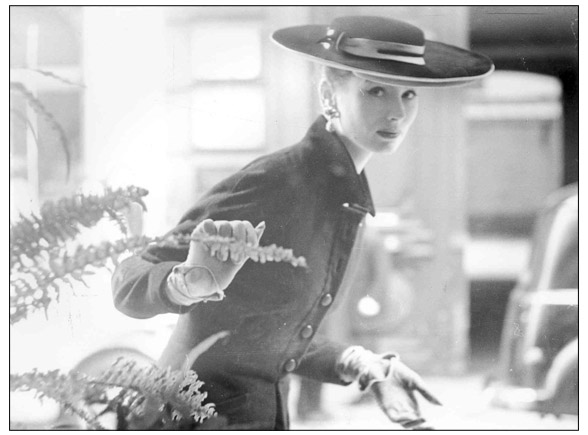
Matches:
[111,256,188,318]
[294,334,353,385]
[111,164,279,319]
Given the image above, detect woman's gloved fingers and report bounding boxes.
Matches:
[413,424,435,430]
[244,221,258,247]
[374,390,418,422]
[412,377,443,406]
[231,221,247,242]
[195,219,217,254]
[399,418,426,429]
[217,221,232,261]
[408,390,422,417]
[373,383,426,427]
[201,219,217,235]
[230,221,247,263]
[188,219,266,264]
[255,221,266,239]
[408,422,435,430]
[384,409,420,425]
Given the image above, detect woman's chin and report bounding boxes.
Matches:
[374,138,403,154]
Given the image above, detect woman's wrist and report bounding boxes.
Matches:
[336,346,400,390]
[166,263,225,306]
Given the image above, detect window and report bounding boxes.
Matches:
[10,7,84,215]
[163,7,275,220]
[189,23,262,80]
[190,85,265,150]
[167,11,267,153]
[162,7,315,223]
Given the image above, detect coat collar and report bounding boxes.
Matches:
[305,116,376,216]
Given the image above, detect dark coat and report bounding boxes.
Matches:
[112,116,375,429]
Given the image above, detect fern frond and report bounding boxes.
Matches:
[10,107,40,147]
[10,186,149,270]
[10,236,154,325]
[10,370,106,430]
[10,216,306,325]
[15,67,86,88]
[99,359,216,424]
[164,233,308,268]
[10,81,71,178]
[10,361,216,430]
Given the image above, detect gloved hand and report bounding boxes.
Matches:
[336,346,442,430]
[370,357,441,430]
[167,219,265,306]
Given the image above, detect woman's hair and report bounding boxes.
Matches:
[317,67,353,115]
[317,66,353,108]
[321,66,353,87]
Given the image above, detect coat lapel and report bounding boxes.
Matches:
[305,116,376,216]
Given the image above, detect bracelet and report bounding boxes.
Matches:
[358,352,400,391]
[336,346,400,390]
[166,264,224,306]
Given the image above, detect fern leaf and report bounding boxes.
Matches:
[11,361,216,430]
[99,359,216,424]
[10,186,149,270]
[10,107,40,147]
[17,67,86,88]
[163,233,308,268]
[10,370,106,430]
[10,236,155,325]
[10,81,71,179]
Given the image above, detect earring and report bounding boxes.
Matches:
[323,105,340,133]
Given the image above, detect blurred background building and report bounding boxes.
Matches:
[10,3,578,392]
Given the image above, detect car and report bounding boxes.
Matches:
[485,183,578,417]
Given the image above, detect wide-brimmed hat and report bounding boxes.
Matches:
[272,16,494,87]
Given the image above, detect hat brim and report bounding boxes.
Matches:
[272,25,494,88]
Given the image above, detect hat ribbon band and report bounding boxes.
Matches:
[339,35,426,66]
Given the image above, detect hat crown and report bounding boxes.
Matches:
[330,16,425,47]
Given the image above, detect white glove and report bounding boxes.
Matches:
[166,219,265,306]
[336,346,442,430]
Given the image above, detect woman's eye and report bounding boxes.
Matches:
[367,87,385,97]
[402,90,417,100]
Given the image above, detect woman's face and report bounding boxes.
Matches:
[332,75,419,154]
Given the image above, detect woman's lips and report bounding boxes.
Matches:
[377,130,401,139]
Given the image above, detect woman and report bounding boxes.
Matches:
[112,15,493,430]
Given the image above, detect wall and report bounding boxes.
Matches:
[83,7,169,233]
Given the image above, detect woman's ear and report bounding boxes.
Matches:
[319,79,336,109]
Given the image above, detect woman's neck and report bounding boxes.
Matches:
[337,134,372,174]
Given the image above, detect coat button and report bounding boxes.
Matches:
[320,293,333,307]
[284,358,297,372]
[300,325,314,339]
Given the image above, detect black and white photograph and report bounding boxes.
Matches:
[9,5,579,430]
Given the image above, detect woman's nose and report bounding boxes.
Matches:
[387,94,406,120]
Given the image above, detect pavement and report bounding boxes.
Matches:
[11,370,577,430]
[289,373,578,431]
